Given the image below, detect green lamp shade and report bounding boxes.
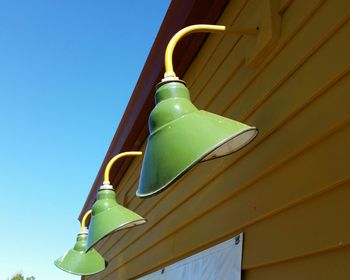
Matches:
[54,233,106,276]
[87,188,146,251]
[137,80,258,197]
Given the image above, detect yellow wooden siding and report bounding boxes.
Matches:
[86,0,350,279]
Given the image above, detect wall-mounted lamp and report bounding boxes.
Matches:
[137,25,259,198]
[54,210,106,276]
[87,151,146,250]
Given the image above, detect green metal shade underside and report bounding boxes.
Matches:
[87,189,146,251]
[55,233,106,276]
[137,81,258,197]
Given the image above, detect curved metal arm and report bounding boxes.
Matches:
[81,209,92,232]
[164,24,258,79]
[103,151,143,185]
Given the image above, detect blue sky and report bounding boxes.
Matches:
[0,1,170,279]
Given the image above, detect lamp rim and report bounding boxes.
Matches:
[136,127,258,198]
[87,218,147,250]
[201,127,258,162]
[54,256,107,276]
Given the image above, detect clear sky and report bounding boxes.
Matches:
[0,1,170,279]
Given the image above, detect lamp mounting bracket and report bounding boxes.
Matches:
[241,0,282,67]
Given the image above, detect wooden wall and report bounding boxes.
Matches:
[86,0,350,278]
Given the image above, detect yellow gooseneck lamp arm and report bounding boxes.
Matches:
[103,151,143,186]
[80,209,92,232]
[163,24,258,79]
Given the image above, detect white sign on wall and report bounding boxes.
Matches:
[137,233,243,280]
